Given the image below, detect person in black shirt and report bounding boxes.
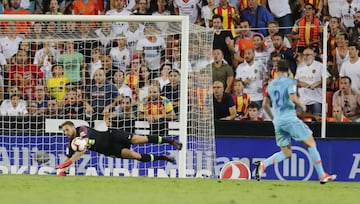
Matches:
[55,121,183,176]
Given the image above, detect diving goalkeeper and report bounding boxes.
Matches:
[55,121,183,176]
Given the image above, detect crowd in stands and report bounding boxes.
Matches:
[0,0,360,125]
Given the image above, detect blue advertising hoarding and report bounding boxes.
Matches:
[1,134,359,181]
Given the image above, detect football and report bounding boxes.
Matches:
[34,151,50,164]
[71,137,87,152]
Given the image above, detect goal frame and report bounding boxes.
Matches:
[0,14,189,178]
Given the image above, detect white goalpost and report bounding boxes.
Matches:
[0,15,216,178]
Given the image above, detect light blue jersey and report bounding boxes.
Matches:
[268,76,297,121]
[267,76,312,146]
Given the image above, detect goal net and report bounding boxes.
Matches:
[0,15,216,178]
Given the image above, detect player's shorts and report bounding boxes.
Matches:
[104,128,133,158]
[273,117,313,147]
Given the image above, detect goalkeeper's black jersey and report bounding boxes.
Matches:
[66,126,132,158]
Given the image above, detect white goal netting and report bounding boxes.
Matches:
[0,15,216,178]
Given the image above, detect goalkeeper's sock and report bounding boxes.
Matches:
[308,146,326,178]
[147,135,173,144]
[139,154,154,162]
[263,151,287,169]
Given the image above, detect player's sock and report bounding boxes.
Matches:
[308,146,326,178]
[263,151,287,169]
[148,135,172,144]
[139,154,154,162]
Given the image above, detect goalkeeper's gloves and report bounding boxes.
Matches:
[55,160,73,169]
[58,171,66,176]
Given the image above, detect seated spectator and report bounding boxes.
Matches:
[63,88,85,119]
[85,69,119,120]
[133,0,150,15]
[138,66,152,103]
[113,70,132,99]
[0,74,4,103]
[8,49,44,100]
[232,79,251,120]
[327,105,352,122]
[264,21,291,53]
[100,54,113,80]
[332,76,360,121]
[0,21,24,59]
[3,0,31,35]
[34,84,49,115]
[212,49,234,93]
[88,48,102,80]
[162,69,180,115]
[241,102,265,121]
[125,55,141,89]
[0,94,28,116]
[105,96,136,132]
[45,0,62,15]
[94,21,116,55]
[33,36,58,82]
[46,99,60,117]
[110,34,130,72]
[47,64,70,102]
[154,63,171,90]
[137,84,176,123]
[213,80,236,120]
[73,0,100,15]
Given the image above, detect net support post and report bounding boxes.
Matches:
[321,21,329,139]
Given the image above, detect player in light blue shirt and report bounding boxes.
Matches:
[255,59,336,184]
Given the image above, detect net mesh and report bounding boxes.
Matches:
[0,17,216,177]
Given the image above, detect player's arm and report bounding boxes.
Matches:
[262,96,273,120]
[290,93,306,112]
[56,150,86,176]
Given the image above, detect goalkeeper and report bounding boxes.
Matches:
[55,121,183,176]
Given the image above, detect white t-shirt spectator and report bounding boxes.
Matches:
[174,0,200,24]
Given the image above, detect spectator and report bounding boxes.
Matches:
[0,94,28,116]
[339,0,360,32]
[241,102,265,121]
[26,100,38,115]
[75,22,99,64]
[162,69,180,115]
[212,14,235,66]
[94,21,116,55]
[123,22,145,57]
[295,48,326,117]
[110,34,130,72]
[270,32,297,75]
[100,54,113,80]
[138,66,152,102]
[264,21,292,53]
[212,49,234,94]
[3,0,31,35]
[57,40,85,85]
[339,42,360,93]
[113,70,132,99]
[213,0,239,37]
[349,11,360,43]
[269,53,294,79]
[266,0,293,35]
[8,49,44,100]
[73,0,100,15]
[34,84,50,114]
[152,0,171,33]
[253,34,271,72]
[45,0,62,14]
[137,84,176,123]
[235,48,266,109]
[213,80,236,120]
[173,0,201,24]
[136,23,166,77]
[105,96,136,132]
[232,79,251,120]
[240,0,274,37]
[290,3,322,54]
[332,76,360,121]
[63,88,85,119]
[105,0,132,35]
[33,36,58,82]
[125,55,141,89]
[85,68,119,120]
[199,0,215,28]
[327,105,352,122]
[0,21,23,59]
[133,0,150,15]
[88,48,102,81]
[334,32,349,80]
[47,64,70,102]
[0,75,4,103]
[327,17,343,59]
[154,63,171,90]
[46,99,60,117]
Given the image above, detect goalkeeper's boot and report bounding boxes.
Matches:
[319,173,337,184]
[163,156,176,163]
[172,140,183,150]
[254,161,264,181]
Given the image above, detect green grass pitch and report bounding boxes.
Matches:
[0,175,359,204]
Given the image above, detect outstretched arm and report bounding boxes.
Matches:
[290,93,306,112]
[56,149,87,175]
